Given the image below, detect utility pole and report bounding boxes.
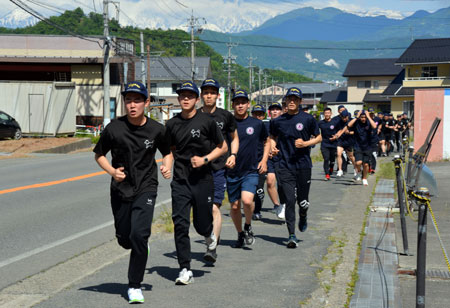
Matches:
[147,45,151,95]
[103,0,111,127]
[183,10,206,82]
[263,72,268,110]
[258,68,262,104]
[140,32,145,85]
[224,39,238,110]
[247,55,256,101]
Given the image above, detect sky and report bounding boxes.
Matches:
[2,0,449,32]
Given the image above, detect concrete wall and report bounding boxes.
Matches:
[0,81,76,135]
[414,88,449,161]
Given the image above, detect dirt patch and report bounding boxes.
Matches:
[0,138,92,159]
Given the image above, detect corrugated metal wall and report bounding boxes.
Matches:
[0,81,76,136]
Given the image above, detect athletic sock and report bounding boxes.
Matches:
[244,223,251,231]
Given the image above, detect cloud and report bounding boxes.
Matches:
[305,52,319,63]
[324,59,339,68]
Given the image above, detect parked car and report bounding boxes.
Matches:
[0,111,22,140]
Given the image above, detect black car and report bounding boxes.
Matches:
[0,111,22,140]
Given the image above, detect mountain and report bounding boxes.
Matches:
[200,29,411,81]
[0,9,37,28]
[236,6,450,42]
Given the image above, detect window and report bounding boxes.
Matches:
[172,83,181,94]
[357,80,371,88]
[373,80,379,89]
[421,66,438,78]
[150,83,157,93]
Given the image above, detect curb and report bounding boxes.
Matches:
[33,138,92,154]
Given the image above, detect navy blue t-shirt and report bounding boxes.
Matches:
[318,117,340,149]
[228,116,268,178]
[371,116,381,145]
[352,120,374,151]
[335,116,355,147]
[271,112,320,169]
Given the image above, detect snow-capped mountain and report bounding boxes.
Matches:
[0,9,38,28]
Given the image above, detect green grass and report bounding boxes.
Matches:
[377,161,395,180]
[311,152,324,163]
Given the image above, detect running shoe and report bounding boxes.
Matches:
[175,268,194,285]
[128,288,144,304]
[271,204,279,214]
[203,248,217,263]
[205,232,217,250]
[336,170,343,177]
[276,203,286,220]
[252,213,262,220]
[370,169,376,174]
[287,234,299,248]
[354,175,361,182]
[353,169,358,177]
[244,226,256,245]
[362,179,369,186]
[299,215,308,232]
[233,231,245,248]
[329,167,334,175]
[325,174,330,181]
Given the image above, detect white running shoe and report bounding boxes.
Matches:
[205,231,217,250]
[354,169,358,176]
[336,170,344,177]
[128,288,144,304]
[175,268,194,285]
[363,179,369,186]
[356,175,362,182]
[276,203,286,220]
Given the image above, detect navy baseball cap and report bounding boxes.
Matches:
[284,87,302,99]
[232,89,249,101]
[354,110,360,116]
[368,107,374,112]
[252,104,266,113]
[200,78,220,90]
[122,81,148,99]
[340,109,350,117]
[338,105,345,110]
[269,102,282,110]
[176,81,200,97]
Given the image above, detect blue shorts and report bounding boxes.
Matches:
[267,158,275,174]
[212,168,227,206]
[226,172,259,203]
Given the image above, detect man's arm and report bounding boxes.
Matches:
[191,141,228,168]
[225,129,239,169]
[257,137,271,174]
[95,153,126,182]
[295,134,322,148]
[365,111,377,129]
[160,152,173,179]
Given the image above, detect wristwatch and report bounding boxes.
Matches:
[204,157,209,164]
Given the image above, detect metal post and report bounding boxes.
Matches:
[394,155,409,255]
[406,145,414,186]
[140,32,145,85]
[103,0,110,126]
[190,11,195,81]
[415,187,430,308]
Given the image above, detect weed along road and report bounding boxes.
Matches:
[0,152,172,291]
[0,150,379,307]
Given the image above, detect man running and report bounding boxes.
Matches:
[318,107,339,180]
[270,87,322,248]
[199,78,239,263]
[334,109,357,178]
[93,81,172,304]
[347,110,377,186]
[227,90,270,248]
[165,81,228,285]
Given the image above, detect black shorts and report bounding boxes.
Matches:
[355,150,372,164]
[384,134,392,142]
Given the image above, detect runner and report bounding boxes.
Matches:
[227,90,270,248]
[266,102,286,220]
[318,107,338,180]
[251,104,267,221]
[380,113,395,156]
[347,110,377,186]
[270,87,322,248]
[334,109,357,178]
[199,78,239,263]
[368,107,380,174]
[93,81,172,304]
[165,81,228,285]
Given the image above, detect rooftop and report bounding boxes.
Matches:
[343,58,403,77]
[396,38,450,65]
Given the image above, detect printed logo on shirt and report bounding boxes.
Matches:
[330,125,335,130]
[246,127,254,135]
[191,129,201,138]
[207,196,212,203]
[146,198,153,206]
[216,121,224,129]
[296,123,304,131]
[144,139,154,149]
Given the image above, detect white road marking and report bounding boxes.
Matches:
[0,198,171,269]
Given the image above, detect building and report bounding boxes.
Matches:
[0,34,135,134]
[342,58,403,114]
[320,87,348,115]
[383,38,450,117]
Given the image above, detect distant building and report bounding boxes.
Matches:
[342,58,403,113]
[320,87,348,115]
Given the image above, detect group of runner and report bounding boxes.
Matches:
[93,78,409,304]
[318,106,411,186]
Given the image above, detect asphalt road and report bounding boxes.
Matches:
[0,152,171,290]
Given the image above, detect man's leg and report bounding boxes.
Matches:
[266,172,279,207]
[111,190,132,250]
[336,146,344,176]
[192,179,214,237]
[253,173,266,217]
[128,192,156,288]
[321,146,330,176]
[277,169,297,235]
[296,168,312,232]
[171,180,193,270]
[329,147,337,173]
[212,169,227,240]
